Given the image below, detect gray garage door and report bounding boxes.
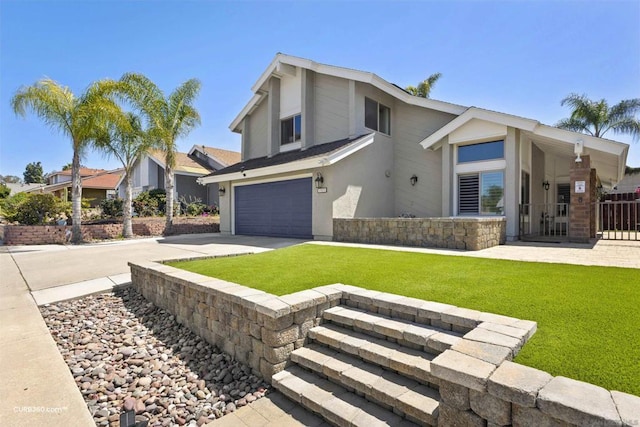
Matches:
[234,178,312,238]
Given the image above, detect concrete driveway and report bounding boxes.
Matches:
[8,233,305,291]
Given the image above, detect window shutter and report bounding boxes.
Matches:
[459,174,479,214]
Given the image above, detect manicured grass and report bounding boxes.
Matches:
[168,244,640,395]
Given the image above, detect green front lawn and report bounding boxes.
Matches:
[169,244,640,396]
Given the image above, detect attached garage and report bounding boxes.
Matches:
[234,178,312,238]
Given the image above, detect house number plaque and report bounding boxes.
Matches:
[575,181,586,194]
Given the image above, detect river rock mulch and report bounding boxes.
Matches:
[40,287,270,427]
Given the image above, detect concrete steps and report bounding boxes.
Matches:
[272,306,467,426]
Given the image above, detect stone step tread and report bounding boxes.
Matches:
[323,305,463,353]
[273,365,424,427]
[291,343,440,425]
[308,324,437,385]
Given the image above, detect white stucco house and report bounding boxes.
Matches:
[198,54,629,241]
[122,145,240,207]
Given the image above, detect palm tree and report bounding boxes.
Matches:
[93,110,151,238]
[405,73,442,98]
[556,94,640,140]
[118,73,201,231]
[11,78,121,242]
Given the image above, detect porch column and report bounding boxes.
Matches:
[504,127,520,240]
[441,136,452,216]
[569,155,593,243]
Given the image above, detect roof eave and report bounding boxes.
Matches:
[198,134,375,185]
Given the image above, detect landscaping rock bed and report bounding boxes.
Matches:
[40,287,269,427]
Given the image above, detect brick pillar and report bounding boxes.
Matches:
[569,155,591,243]
[590,168,597,238]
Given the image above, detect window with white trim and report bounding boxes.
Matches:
[364,97,391,135]
[458,171,504,215]
[458,140,504,163]
[281,114,301,145]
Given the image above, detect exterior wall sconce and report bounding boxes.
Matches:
[542,180,550,191]
[410,175,418,186]
[218,186,226,197]
[315,172,324,189]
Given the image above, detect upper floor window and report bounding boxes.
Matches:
[458,140,504,163]
[281,114,301,145]
[365,97,391,135]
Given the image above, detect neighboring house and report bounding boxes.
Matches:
[47,167,107,185]
[4,182,47,195]
[199,54,629,240]
[611,172,640,194]
[27,169,124,207]
[122,145,240,207]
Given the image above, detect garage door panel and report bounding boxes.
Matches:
[235,178,312,238]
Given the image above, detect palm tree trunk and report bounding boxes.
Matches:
[122,172,133,238]
[71,149,83,243]
[165,165,174,232]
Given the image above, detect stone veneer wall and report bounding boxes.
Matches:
[333,217,506,251]
[0,217,219,245]
[129,260,640,426]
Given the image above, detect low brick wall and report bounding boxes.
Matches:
[333,217,506,251]
[0,217,219,245]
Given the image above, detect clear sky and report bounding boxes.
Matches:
[1,0,639,180]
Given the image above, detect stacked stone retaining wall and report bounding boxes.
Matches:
[0,217,219,245]
[333,217,506,251]
[130,259,640,426]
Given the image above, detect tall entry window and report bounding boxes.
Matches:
[364,97,391,135]
[458,171,505,215]
[281,114,301,145]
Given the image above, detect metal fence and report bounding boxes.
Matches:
[519,203,570,240]
[597,195,640,241]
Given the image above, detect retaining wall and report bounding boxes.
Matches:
[129,260,640,426]
[333,217,506,251]
[0,217,219,245]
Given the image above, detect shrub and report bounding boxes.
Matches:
[100,198,124,218]
[0,183,10,199]
[133,190,166,217]
[11,193,64,225]
[0,192,30,221]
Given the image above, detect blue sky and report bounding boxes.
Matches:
[1,0,639,179]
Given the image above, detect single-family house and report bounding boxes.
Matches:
[47,167,107,185]
[198,54,629,242]
[122,145,240,207]
[28,168,124,207]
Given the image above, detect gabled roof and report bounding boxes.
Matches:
[419,107,629,184]
[147,149,215,175]
[198,134,375,185]
[50,167,107,177]
[229,53,467,132]
[82,169,124,189]
[188,145,241,167]
[27,169,124,193]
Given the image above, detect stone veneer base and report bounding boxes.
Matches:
[333,217,507,251]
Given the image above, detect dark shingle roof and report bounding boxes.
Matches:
[205,135,370,178]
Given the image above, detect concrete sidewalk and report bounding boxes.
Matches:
[0,247,95,426]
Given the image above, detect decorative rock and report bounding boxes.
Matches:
[439,382,470,410]
[438,402,485,427]
[39,287,269,427]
